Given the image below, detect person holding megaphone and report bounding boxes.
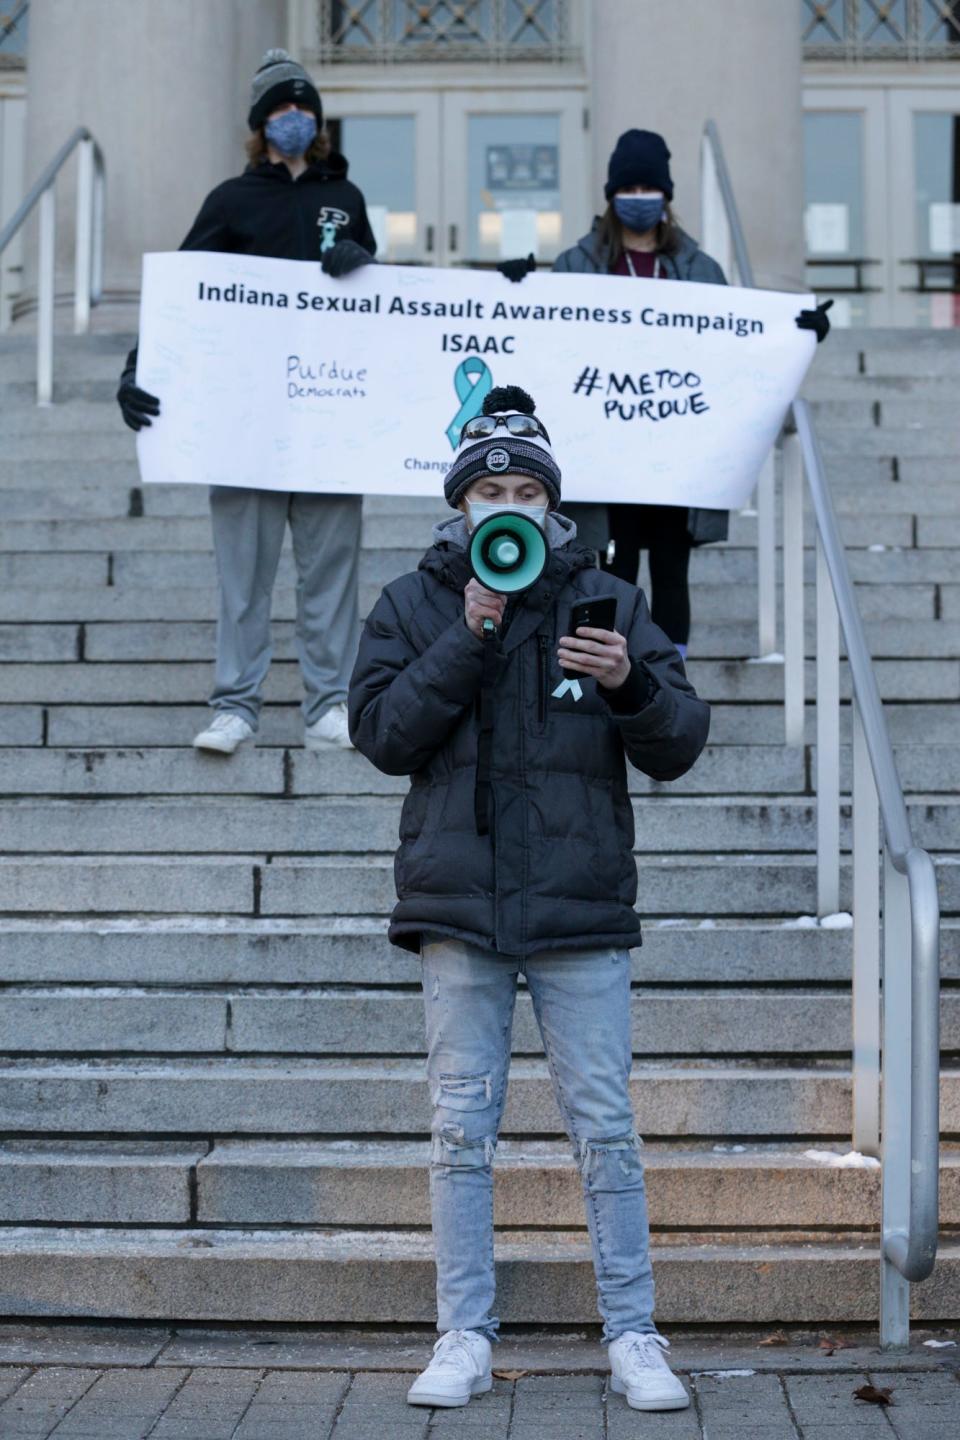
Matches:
[348,385,709,1415]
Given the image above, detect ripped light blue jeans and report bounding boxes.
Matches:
[421,936,655,1345]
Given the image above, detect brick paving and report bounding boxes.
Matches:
[0,1326,956,1438]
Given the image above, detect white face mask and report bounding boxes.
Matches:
[466,500,550,533]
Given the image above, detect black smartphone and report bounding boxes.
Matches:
[563,595,619,680]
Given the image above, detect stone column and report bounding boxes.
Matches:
[24,0,288,318]
[588,0,804,290]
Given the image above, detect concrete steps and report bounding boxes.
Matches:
[3,794,960,854]
[3,1227,959,1324]
[1,1137,957,1229]
[2,580,947,622]
[0,982,957,1057]
[5,698,958,747]
[7,617,960,661]
[0,916,956,980]
[1,1055,957,1136]
[1,328,958,1326]
[3,658,958,704]
[4,851,958,916]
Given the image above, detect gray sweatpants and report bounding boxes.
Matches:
[208,486,362,729]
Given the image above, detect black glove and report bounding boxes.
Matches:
[795,298,833,344]
[321,239,375,278]
[117,365,160,431]
[497,253,536,284]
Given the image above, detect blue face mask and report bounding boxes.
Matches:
[613,193,665,236]
[265,109,317,158]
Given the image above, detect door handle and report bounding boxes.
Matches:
[425,224,435,253]
[448,224,458,253]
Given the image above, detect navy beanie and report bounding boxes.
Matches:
[605,129,673,202]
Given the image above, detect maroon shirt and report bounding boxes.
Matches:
[612,248,663,279]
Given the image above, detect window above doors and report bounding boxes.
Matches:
[802,0,960,61]
[314,0,578,63]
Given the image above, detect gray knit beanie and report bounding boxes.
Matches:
[248,48,322,132]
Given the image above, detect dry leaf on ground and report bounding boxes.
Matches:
[493,1369,528,1381]
[757,1330,789,1346]
[819,1335,855,1355]
[853,1384,894,1406]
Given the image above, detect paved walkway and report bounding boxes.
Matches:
[0,1325,956,1438]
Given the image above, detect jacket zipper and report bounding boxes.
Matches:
[537,634,549,726]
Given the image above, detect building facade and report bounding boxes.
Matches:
[1,1,958,327]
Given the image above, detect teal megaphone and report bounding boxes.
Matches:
[468,510,550,602]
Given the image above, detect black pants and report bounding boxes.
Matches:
[600,503,692,646]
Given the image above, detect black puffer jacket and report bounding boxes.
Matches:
[349,517,710,957]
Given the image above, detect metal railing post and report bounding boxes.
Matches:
[699,129,734,284]
[92,156,105,304]
[816,533,841,914]
[36,186,56,406]
[756,448,777,656]
[73,137,94,334]
[699,129,941,1353]
[880,844,912,1349]
[852,701,881,1156]
[782,430,805,746]
[0,128,106,402]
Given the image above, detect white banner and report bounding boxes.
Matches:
[136,252,816,509]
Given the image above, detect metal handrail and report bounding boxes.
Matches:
[701,120,941,1348]
[0,125,106,403]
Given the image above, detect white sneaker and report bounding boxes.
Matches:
[608,1331,690,1411]
[192,712,255,754]
[304,702,353,751]
[406,1329,492,1408]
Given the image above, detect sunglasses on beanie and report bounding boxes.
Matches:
[461,413,552,445]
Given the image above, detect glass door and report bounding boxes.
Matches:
[888,87,960,327]
[441,90,588,268]
[801,86,890,325]
[324,91,441,263]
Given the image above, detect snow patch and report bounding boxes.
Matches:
[804,1148,880,1170]
[698,919,717,929]
[713,1145,747,1154]
[693,1369,757,1378]
[746,652,784,665]
[868,544,886,552]
[923,1339,957,1348]
[820,911,853,929]
[777,913,852,930]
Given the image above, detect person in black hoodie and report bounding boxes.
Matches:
[117,50,376,754]
[349,385,708,1415]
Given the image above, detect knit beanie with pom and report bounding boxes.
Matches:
[443,385,562,510]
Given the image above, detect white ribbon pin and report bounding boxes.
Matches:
[552,678,584,703]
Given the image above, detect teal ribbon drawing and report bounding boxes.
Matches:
[446,358,493,450]
[552,678,584,703]
[320,221,339,254]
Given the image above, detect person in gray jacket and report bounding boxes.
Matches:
[349,384,709,1415]
[552,130,728,660]
[501,129,830,660]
